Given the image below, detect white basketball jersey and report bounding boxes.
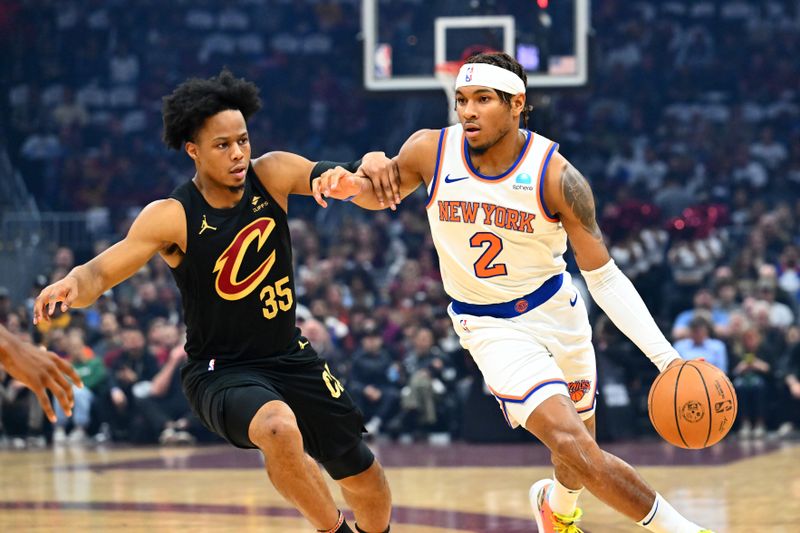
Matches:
[425,124,567,304]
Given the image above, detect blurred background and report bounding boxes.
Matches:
[1,0,800,450]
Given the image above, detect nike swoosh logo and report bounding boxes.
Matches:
[444,174,469,183]
[569,294,578,307]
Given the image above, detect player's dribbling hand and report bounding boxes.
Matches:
[33,276,79,324]
[664,358,684,371]
[358,151,401,210]
[664,357,704,372]
[1,336,83,423]
[312,167,369,208]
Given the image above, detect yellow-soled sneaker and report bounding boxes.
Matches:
[529,479,584,533]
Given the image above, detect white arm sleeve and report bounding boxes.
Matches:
[581,259,681,373]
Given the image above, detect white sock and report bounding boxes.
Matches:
[637,493,705,533]
[548,474,583,517]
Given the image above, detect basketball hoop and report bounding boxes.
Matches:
[435,60,463,125]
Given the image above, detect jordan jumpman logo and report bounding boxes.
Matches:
[199,215,218,235]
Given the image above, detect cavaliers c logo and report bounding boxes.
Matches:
[213,217,277,300]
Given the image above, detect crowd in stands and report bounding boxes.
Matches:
[2,0,800,447]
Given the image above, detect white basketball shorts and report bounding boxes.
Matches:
[448,272,597,428]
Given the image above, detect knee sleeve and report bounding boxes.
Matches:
[321,440,374,480]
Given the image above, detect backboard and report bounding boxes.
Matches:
[363,0,590,91]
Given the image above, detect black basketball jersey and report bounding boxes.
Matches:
[169,166,298,362]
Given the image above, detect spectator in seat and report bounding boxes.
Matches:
[673,315,729,374]
[107,327,160,440]
[301,317,347,378]
[348,324,400,437]
[755,279,794,330]
[398,327,456,438]
[731,326,775,439]
[776,326,800,438]
[132,345,198,444]
[53,330,106,444]
[91,312,122,361]
[672,288,729,340]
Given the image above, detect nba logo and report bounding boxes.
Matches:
[374,43,392,79]
[460,319,470,332]
[465,65,473,82]
[208,358,215,371]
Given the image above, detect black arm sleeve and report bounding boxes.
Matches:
[309,159,363,188]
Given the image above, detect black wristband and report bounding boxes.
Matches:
[309,159,363,189]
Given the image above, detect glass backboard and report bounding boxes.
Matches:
[363,0,590,91]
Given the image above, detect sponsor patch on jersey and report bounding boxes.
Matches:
[512,172,534,191]
[252,195,269,212]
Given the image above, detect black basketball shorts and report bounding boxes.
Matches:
[181,339,366,470]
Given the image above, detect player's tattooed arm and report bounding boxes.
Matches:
[560,163,604,243]
[547,154,610,270]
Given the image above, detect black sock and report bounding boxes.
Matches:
[354,524,390,533]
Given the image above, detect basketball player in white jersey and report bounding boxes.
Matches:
[312,53,714,533]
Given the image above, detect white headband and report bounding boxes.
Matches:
[455,63,526,95]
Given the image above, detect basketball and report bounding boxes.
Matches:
[648,360,738,449]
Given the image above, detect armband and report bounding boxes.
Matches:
[309,159,363,189]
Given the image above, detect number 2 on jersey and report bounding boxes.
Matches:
[470,232,507,278]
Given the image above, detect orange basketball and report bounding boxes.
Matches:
[648,360,738,449]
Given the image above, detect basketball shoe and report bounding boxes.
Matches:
[529,479,584,533]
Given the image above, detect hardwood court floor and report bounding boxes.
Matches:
[0,438,797,532]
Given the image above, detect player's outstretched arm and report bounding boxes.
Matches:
[33,199,184,324]
[311,129,438,210]
[0,324,83,422]
[546,153,680,372]
[311,152,405,210]
[253,150,400,209]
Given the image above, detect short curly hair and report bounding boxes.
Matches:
[161,69,262,150]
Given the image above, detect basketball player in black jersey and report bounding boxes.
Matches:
[33,70,392,533]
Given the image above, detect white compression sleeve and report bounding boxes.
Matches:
[581,259,681,373]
